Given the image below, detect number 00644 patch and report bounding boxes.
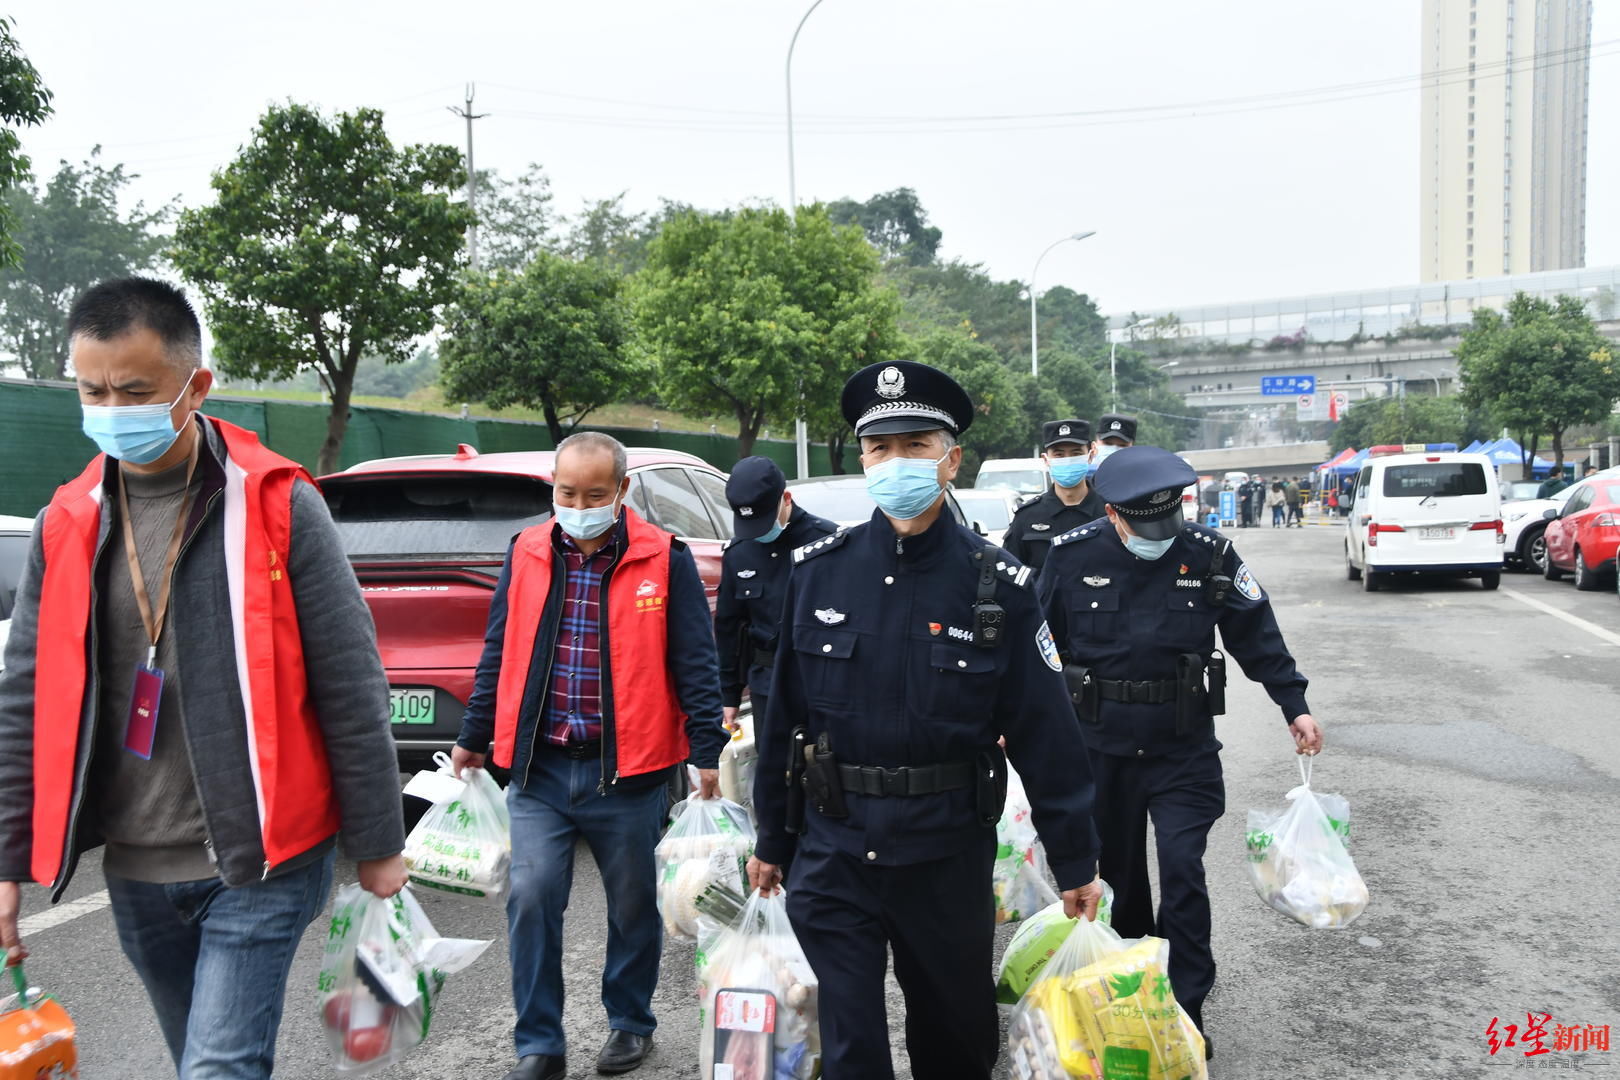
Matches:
[1035,621,1063,672]
[1233,562,1263,600]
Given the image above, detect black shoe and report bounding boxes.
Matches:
[597,1030,651,1074]
[1205,1033,1215,1060]
[502,1055,566,1080]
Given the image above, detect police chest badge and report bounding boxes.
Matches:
[1030,522,1051,531]
[1035,621,1063,672]
[1082,576,1111,588]
[737,569,757,579]
[1233,562,1263,600]
[815,608,847,625]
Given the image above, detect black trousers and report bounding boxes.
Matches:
[787,829,998,1080]
[1088,744,1225,1028]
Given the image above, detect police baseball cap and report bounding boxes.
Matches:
[725,456,787,540]
[841,360,975,439]
[1092,445,1196,541]
[1042,418,1092,449]
[1096,413,1137,445]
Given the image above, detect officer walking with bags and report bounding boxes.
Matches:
[748,361,1103,1080]
[1004,419,1107,572]
[1035,445,1324,1057]
[714,456,837,731]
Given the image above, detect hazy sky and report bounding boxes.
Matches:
[10,0,1617,319]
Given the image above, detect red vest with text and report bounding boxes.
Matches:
[32,418,337,885]
[492,510,688,778]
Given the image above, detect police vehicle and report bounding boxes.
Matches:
[1343,446,1504,591]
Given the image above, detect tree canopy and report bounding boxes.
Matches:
[827,187,942,267]
[0,18,52,268]
[170,103,470,474]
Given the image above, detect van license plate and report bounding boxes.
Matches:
[1420,527,1455,540]
[389,689,436,725]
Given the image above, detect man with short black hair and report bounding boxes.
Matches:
[1537,467,1572,499]
[0,277,407,1080]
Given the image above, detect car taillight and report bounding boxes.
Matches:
[1594,513,1619,528]
[1468,519,1504,534]
[1367,522,1404,546]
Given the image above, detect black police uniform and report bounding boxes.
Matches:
[753,361,1100,1080]
[714,503,838,719]
[1035,446,1309,1034]
[1004,418,1107,573]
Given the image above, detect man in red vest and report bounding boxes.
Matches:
[0,278,407,1079]
[452,431,727,1080]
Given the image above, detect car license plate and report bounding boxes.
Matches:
[1420,527,1455,540]
[389,689,435,725]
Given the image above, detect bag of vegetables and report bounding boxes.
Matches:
[1244,756,1368,929]
[1007,918,1205,1080]
[317,884,491,1074]
[655,795,755,942]
[402,754,511,904]
[995,881,1114,1008]
[993,766,1060,924]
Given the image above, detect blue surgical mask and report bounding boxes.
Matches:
[865,452,948,521]
[1123,532,1175,561]
[554,497,621,541]
[1092,444,1122,468]
[755,520,785,544]
[1049,459,1092,488]
[80,371,197,464]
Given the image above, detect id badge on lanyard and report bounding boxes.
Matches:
[125,648,165,759]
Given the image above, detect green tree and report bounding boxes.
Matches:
[0,151,171,378]
[0,18,51,268]
[439,252,638,442]
[827,187,942,266]
[477,163,556,272]
[1456,293,1620,469]
[910,327,1029,471]
[170,103,469,474]
[635,204,902,460]
[560,194,692,276]
[351,344,439,398]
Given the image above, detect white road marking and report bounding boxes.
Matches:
[17,889,111,935]
[1501,588,1620,648]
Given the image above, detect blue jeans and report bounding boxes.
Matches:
[105,852,335,1080]
[506,750,668,1058]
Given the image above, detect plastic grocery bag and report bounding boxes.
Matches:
[993,766,1061,925]
[1007,918,1206,1080]
[402,753,511,904]
[1244,756,1368,929]
[696,889,820,1080]
[656,795,756,942]
[0,965,77,1079]
[995,881,1115,1008]
[318,884,491,1073]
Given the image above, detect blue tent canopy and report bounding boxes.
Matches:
[1462,439,1484,454]
[1478,438,1555,475]
[1324,448,1368,475]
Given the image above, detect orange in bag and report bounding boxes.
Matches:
[0,966,77,1079]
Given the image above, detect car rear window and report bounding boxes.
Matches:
[975,468,1045,493]
[956,494,1012,529]
[323,473,552,559]
[1381,463,1488,498]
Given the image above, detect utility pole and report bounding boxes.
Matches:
[786,0,826,480]
[448,84,490,271]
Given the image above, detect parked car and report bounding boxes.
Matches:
[1501,480,1544,502]
[973,457,1047,497]
[1501,467,1620,573]
[785,476,969,530]
[320,445,736,766]
[1541,477,1620,590]
[1343,450,1503,591]
[0,514,35,670]
[952,488,1021,547]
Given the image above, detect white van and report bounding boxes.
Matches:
[1343,449,1504,591]
[974,457,1048,497]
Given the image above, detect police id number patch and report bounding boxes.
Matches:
[1035,620,1063,672]
[1233,562,1263,600]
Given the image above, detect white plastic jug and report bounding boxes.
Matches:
[717,718,758,811]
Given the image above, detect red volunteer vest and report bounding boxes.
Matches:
[32,417,337,885]
[492,510,688,778]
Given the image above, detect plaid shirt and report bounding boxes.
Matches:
[545,531,618,746]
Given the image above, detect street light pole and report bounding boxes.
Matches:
[786,0,825,480]
[1029,230,1096,379]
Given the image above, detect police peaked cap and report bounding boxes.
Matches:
[1091,445,1196,541]
[841,360,975,439]
[1042,418,1093,448]
[1096,413,1137,444]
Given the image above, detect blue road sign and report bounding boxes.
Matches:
[1261,374,1316,396]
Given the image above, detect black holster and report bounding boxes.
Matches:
[1174,653,1204,736]
[1064,664,1099,724]
[785,727,808,834]
[1207,650,1227,716]
[801,732,849,819]
[975,746,1010,825]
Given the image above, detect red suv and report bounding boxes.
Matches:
[1542,476,1620,591]
[320,445,736,766]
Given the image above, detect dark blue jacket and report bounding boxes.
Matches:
[1004,487,1107,572]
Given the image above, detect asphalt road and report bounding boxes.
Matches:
[12,520,1620,1079]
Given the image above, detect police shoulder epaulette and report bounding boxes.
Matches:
[792,527,849,564]
[980,549,1035,589]
[721,536,737,552]
[1050,523,1102,548]
[1180,523,1221,548]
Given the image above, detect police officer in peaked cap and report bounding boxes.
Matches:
[748,360,1104,1079]
[1005,418,1107,572]
[714,456,837,738]
[1096,412,1137,447]
[1034,445,1324,1058]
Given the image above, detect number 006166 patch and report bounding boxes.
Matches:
[1234,563,1263,600]
[1035,621,1063,672]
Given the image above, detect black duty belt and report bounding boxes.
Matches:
[544,739,601,760]
[836,761,974,797]
[1095,678,1179,705]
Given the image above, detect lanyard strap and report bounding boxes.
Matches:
[116,432,200,665]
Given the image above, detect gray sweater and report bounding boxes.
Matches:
[0,418,406,897]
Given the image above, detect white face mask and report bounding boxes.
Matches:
[553,496,621,541]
